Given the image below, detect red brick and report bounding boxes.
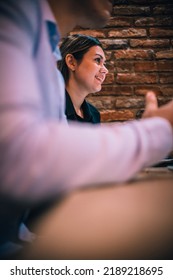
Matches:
[108,28,146,38]
[134,61,173,73]
[105,51,112,61]
[156,50,173,59]
[99,85,133,96]
[159,73,173,84]
[87,96,117,110]
[115,97,145,108]
[106,16,132,27]
[116,61,134,72]
[100,110,134,122]
[157,96,173,106]
[114,49,154,60]
[134,61,157,72]
[113,6,150,16]
[150,28,173,37]
[100,39,128,50]
[116,73,158,84]
[130,39,170,48]
[157,61,173,71]
[161,86,173,96]
[69,29,106,38]
[135,86,162,95]
[153,5,173,15]
[135,17,173,27]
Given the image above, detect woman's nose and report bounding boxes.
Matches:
[100,64,108,74]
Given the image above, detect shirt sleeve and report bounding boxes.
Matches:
[0,0,173,203]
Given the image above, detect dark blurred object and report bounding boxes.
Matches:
[136,109,144,119]
[152,158,173,168]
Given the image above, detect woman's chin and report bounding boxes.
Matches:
[94,85,102,93]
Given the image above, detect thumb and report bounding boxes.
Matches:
[143,91,158,118]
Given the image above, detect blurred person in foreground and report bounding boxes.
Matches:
[58,34,107,124]
[0,0,173,259]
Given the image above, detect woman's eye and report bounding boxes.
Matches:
[95,57,101,64]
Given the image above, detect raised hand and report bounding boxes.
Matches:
[143,91,173,128]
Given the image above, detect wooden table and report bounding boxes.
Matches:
[28,167,173,260]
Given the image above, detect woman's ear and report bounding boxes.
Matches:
[65,54,76,71]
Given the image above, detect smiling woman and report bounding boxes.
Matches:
[58,34,108,123]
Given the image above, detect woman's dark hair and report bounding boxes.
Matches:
[58,34,103,83]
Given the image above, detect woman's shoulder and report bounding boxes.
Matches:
[86,101,100,123]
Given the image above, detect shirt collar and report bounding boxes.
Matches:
[65,90,76,117]
[65,90,92,121]
[46,21,60,53]
[42,0,61,59]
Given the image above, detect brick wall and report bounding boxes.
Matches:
[70,0,173,122]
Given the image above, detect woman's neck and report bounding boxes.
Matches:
[66,83,87,117]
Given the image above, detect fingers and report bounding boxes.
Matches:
[143,91,158,118]
[145,91,158,112]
